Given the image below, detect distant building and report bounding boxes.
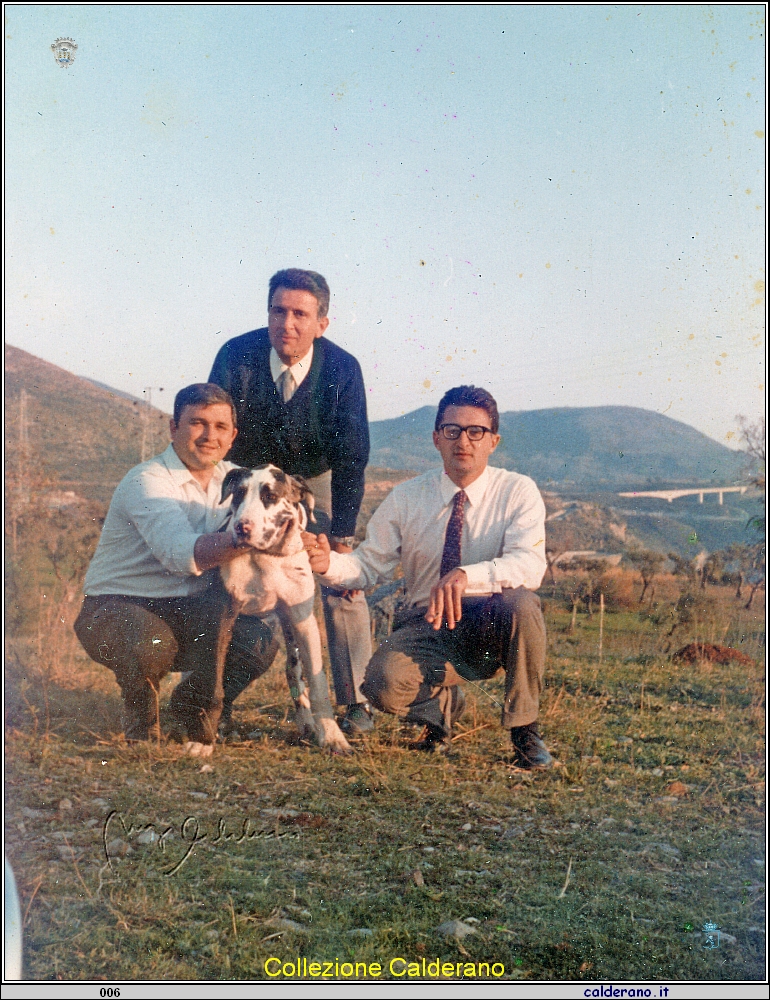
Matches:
[45,491,81,510]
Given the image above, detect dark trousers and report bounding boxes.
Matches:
[361,587,546,735]
[74,589,278,742]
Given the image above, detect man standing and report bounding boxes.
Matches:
[74,384,279,747]
[208,268,373,734]
[305,385,553,768]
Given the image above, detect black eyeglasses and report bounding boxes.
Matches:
[437,423,495,441]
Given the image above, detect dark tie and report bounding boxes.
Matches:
[440,489,467,578]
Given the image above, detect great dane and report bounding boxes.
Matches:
[183,464,352,757]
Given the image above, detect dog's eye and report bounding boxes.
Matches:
[232,487,247,507]
[260,483,279,507]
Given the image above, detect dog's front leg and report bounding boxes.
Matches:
[185,592,243,758]
[290,614,352,755]
[274,606,315,738]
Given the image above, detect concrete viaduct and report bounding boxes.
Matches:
[617,486,748,505]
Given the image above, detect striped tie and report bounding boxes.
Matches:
[278,369,296,403]
[440,489,467,578]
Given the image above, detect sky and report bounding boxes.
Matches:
[5,4,765,445]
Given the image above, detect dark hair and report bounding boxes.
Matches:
[435,385,499,434]
[173,383,237,426]
[268,268,330,319]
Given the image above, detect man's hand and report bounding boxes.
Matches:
[193,531,249,572]
[425,568,468,630]
[329,539,362,599]
[302,531,331,575]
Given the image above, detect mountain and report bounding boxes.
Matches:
[5,345,169,503]
[10,345,741,495]
[369,405,746,488]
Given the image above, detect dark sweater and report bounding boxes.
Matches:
[209,329,369,536]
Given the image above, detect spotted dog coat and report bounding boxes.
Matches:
[184,464,351,756]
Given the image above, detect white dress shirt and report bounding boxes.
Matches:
[83,445,237,598]
[269,344,314,391]
[320,465,547,607]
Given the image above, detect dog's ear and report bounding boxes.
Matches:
[287,475,316,523]
[220,467,251,504]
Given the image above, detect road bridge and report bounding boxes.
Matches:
[617,486,748,505]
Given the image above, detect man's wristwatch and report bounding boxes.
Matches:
[330,536,356,548]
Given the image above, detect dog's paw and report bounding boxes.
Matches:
[293,701,316,737]
[314,718,353,755]
[184,741,214,758]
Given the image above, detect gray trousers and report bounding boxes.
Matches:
[307,471,372,706]
[361,587,546,735]
[74,590,278,742]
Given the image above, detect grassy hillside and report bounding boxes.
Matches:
[5,345,169,503]
[5,576,765,983]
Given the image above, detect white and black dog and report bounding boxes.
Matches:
[183,464,352,757]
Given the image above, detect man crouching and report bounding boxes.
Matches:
[74,383,274,746]
[305,385,553,768]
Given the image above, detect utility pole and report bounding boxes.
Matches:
[140,387,165,461]
[12,389,31,558]
[598,591,604,664]
[140,388,151,462]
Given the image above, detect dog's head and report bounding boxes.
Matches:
[220,465,315,554]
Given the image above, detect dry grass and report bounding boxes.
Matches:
[4,584,766,982]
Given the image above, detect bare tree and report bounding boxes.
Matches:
[571,558,606,617]
[668,551,697,583]
[544,547,566,588]
[730,542,766,610]
[625,549,666,603]
[736,414,765,527]
[702,551,724,587]
[560,574,585,633]
[736,414,766,471]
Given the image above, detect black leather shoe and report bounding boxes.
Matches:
[511,723,553,770]
[218,717,242,741]
[340,702,374,735]
[411,686,466,753]
[413,725,452,753]
[450,685,466,728]
[121,706,149,742]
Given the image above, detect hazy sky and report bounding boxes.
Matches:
[5,5,765,444]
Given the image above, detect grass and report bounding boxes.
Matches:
[4,581,766,982]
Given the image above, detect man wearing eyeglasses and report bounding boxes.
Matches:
[305,384,552,768]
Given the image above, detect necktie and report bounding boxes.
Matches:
[278,368,296,403]
[440,489,467,578]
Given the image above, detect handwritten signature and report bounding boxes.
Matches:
[103,811,300,875]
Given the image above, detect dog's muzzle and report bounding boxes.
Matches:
[234,520,251,540]
[233,509,294,550]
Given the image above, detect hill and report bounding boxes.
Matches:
[369,405,746,488]
[5,345,169,503]
[6,346,758,555]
